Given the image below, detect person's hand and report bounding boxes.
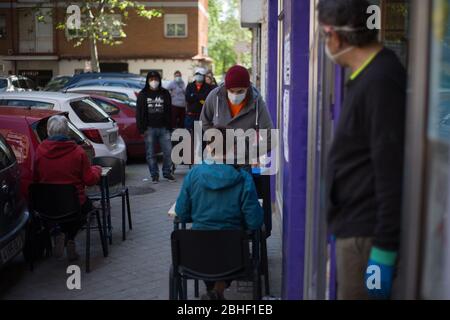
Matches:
[365,247,397,300]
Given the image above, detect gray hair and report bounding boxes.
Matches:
[47,115,69,137]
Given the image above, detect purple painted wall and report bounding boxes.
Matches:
[281,0,310,300]
[267,0,278,203]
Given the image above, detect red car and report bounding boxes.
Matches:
[0,107,95,199]
[89,95,146,159]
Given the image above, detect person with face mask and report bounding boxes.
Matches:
[167,70,187,129]
[205,71,218,89]
[318,0,407,300]
[136,70,175,183]
[200,65,275,238]
[185,67,214,131]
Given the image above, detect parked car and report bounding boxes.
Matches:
[63,72,142,89]
[66,86,138,108]
[65,78,146,90]
[0,92,127,161]
[43,75,72,92]
[0,75,36,92]
[89,95,145,158]
[0,133,29,269]
[0,108,95,199]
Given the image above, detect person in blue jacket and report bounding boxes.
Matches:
[175,127,263,300]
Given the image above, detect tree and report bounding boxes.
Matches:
[208,0,252,78]
[51,0,161,72]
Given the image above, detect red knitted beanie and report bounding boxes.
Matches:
[225,65,250,89]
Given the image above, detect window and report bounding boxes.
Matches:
[0,16,6,39]
[33,116,86,144]
[0,79,8,89]
[66,14,122,39]
[70,98,110,123]
[4,99,54,109]
[164,14,187,38]
[91,98,120,116]
[421,0,450,299]
[19,8,53,53]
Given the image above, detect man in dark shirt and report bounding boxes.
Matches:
[185,67,214,131]
[318,0,406,300]
[136,71,175,183]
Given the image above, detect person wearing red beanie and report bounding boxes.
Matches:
[201,64,273,141]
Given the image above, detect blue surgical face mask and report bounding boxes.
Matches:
[194,74,204,83]
[175,76,182,83]
[228,90,247,105]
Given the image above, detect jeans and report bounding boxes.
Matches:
[144,127,173,177]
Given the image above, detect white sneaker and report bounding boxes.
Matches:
[53,233,65,259]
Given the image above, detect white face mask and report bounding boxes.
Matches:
[194,75,204,83]
[175,76,182,83]
[325,44,354,64]
[228,90,247,105]
[149,80,159,89]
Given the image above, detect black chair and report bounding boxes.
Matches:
[169,229,262,300]
[252,173,271,296]
[87,156,132,242]
[28,184,106,273]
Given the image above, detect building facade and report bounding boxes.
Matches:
[240,0,450,300]
[0,0,210,87]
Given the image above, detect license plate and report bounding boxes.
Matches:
[109,132,118,144]
[1,232,24,264]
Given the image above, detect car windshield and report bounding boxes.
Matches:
[0,79,8,89]
[70,98,111,123]
[44,77,71,91]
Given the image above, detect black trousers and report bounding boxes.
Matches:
[59,199,92,240]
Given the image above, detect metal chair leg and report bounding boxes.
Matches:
[121,194,126,241]
[96,211,107,257]
[261,236,270,296]
[126,189,132,230]
[169,265,177,300]
[194,279,199,298]
[86,214,91,273]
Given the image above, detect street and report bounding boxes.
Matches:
[0,162,282,300]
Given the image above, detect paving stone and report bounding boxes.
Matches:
[0,162,282,300]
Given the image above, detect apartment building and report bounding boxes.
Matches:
[0,0,210,87]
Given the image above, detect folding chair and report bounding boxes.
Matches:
[169,229,262,300]
[28,184,106,273]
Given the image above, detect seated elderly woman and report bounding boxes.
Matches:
[33,115,102,261]
[175,127,263,300]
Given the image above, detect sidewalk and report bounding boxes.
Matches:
[0,162,282,300]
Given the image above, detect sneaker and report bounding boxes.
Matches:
[66,240,80,262]
[53,232,65,259]
[152,176,159,184]
[163,174,176,182]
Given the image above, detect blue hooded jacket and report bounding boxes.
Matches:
[175,163,263,231]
